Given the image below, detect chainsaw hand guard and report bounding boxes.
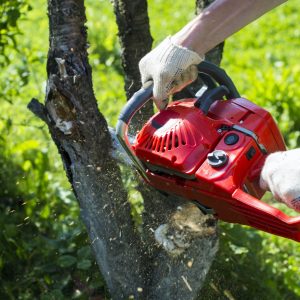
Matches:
[116,61,300,242]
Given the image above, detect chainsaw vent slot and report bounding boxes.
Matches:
[174,134,179,148]
[168,132,173,150]
[141,121,196,153]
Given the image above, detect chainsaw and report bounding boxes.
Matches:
[116,61,300,242]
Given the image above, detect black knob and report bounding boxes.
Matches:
[224,133,239,145]
[207,150,228,168]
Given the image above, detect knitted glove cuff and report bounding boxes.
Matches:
[158,36,204,68]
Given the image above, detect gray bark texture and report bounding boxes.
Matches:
[112,0,154,131]
[29,1,145,298]
[111,0,222,299]
[28,0,222,299]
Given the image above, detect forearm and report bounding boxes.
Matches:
[172,0,287,56]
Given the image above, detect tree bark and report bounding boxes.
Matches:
[112,0,154,131]
[29,1,146,299]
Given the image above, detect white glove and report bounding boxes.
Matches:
[139,36,203,110]
[260,149,300,212]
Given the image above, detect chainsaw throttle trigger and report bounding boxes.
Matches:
[194,85,229,114]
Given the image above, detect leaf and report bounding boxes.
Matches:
[13,140,40,153]
[40,205,50,219]
[7,9,21,27]
[22,160,32,171]
[77,259,92,270]
[77,245,91,258]
[228,242,249,255]
[57,255,77,268]
[41,289,64,300]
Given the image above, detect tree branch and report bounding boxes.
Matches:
[27,98,48,123]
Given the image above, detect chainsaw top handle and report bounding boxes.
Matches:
[196,60,240,99]
[118,82,153,125]
[118,61,240,125]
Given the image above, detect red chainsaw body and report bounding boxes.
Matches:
[132,98,300,242]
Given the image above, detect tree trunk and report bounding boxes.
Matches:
[28,0,223,299]
[112,0,221,299]
[28,1,146,299]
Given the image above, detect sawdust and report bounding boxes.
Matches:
[154,203,216,256]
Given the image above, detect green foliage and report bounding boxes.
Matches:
[0,124,107,299]
[0,0,32,65]
[201,223,300,299]
[0,0,32,105]
[0,0,300,299]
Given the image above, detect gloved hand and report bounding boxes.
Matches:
[260,149,300,212]
[139,36,203,110]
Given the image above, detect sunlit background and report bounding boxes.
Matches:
[0,0,299,298]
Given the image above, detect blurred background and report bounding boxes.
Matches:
[0,0,299,299]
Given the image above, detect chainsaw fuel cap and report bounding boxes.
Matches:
[207,150,228,168]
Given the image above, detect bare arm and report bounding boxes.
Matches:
[172,0,287,56]
[139,0,287,106]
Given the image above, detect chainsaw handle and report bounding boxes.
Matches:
[116,84,153,180]
[116,61,240,179]
[118,61,239,125]
[197,61,240,99]
[195,85,229,114]
[230,188,300,242]
[118,84,153,125]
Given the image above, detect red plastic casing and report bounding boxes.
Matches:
[133,98,300,242]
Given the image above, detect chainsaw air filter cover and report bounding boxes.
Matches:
[134,100,221,177]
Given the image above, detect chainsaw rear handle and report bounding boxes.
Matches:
[231,188,300,242]
[116,61,240,179]
[194,85,229,114]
